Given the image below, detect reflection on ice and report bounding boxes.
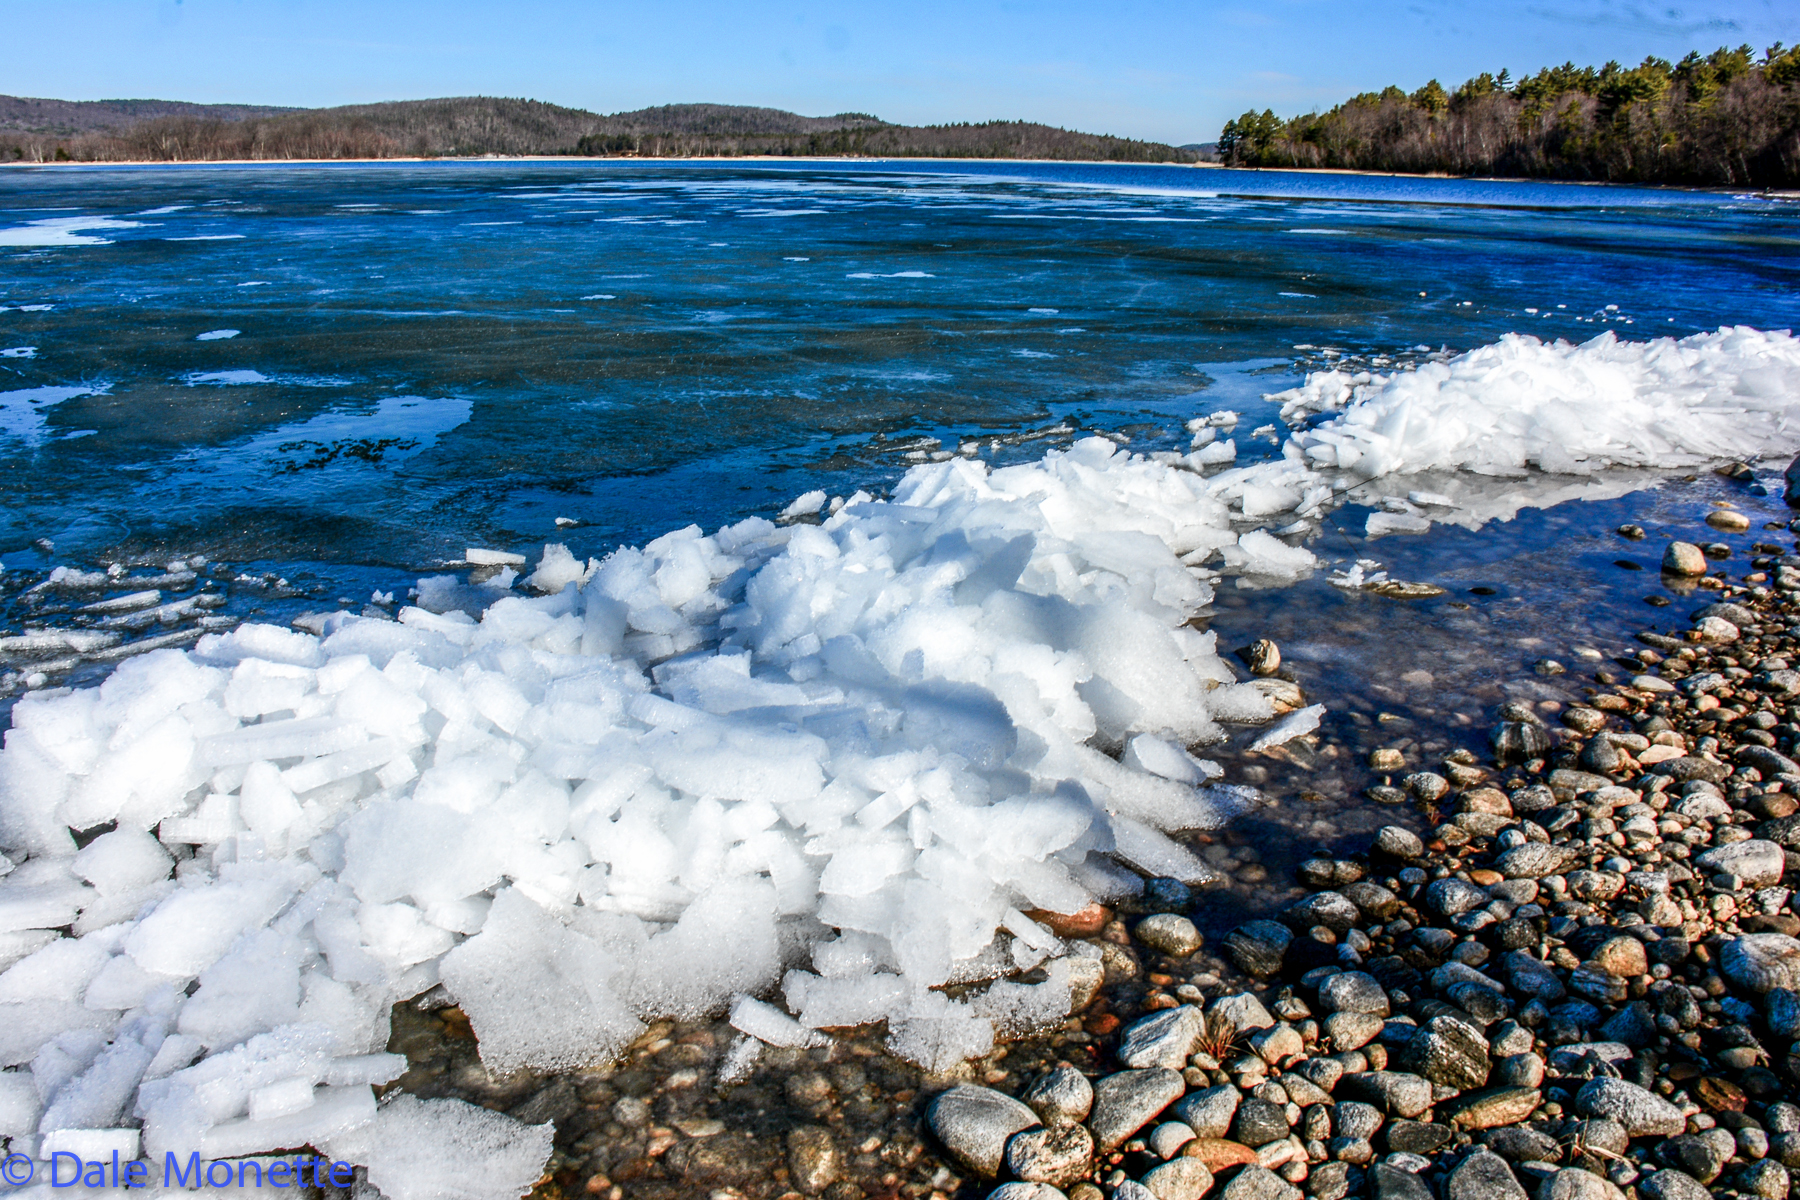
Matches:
[0,385,105,446]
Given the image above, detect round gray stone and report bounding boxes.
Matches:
[1090,1069,1186,1151]
[1638,1170,1712,1200]
[926,1083,1041,1176]
[1722,933,1800,993]
[1325,1011,1385,1051]
[1400,1015,1491,1090]
[1425,877,1490,917]
[1445,1150,1527,1200]
[1170,1085,1240,1139]
[1574,1078,1685,1137]
[1335,1100,1384,1140]
[1022,1061,1094,1127]
[989,1185,1071,1200]
[1143,1157,1216,1200]
[1223,921,1293,979]
[1375,826,1426,860]
[1230,1096,1291,1147]
[1119,1005,1206,1071]
[1318,971,1391,1017]
[1538,1168,1627,1200]
[1005,1123,1094,1189]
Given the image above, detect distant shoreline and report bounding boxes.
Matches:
[5,155,1779,196]
[1,154,1216,169]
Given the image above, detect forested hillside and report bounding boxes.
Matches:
[1219,44,1800,186]
[0,96,1197,164]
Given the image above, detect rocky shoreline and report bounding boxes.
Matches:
[364,495,1800,1200]
[915,507,1800,1200]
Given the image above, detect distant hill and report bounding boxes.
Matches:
[0,95,1197,164]
[0,95,298,136]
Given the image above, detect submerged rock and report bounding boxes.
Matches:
[1663,542,1708,575]
[1223,921,1292,978]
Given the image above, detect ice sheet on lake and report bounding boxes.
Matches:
[0,216,142,248]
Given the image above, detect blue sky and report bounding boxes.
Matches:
[5,0,1792,144]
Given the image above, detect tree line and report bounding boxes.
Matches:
[1218,44,1800,187]
[0,97,1198,165]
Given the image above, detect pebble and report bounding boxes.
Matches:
[1768,988,1800,1038]
[1373,825,1425,859]
[1022,1061,1095,1127]
[1721,932,1800,992]
[1588,935,1648,978]
[1317,970,1390,1016]
[990,1185,1072,1200]
[1222,1164,1304,1200]
[1147,1120,1197,1160]
[1694,839,1787,886]
[1005,1123,1095,1188]
[1229,1096,1291,1147]
[786,1125,841,1195]
[1398,1015,1490,1089]
[1338,1072,1433,1119]
[1334,1101,1383,1141]
[1663,542,1709,575]
[1638,1169,1713,1200]
[1180,1137,1260,1170]
[1444,1149,1527,1200]
[1403,771,1449,801]
[1706,508,1752,532]
[1741,1160,1792,1200]
[1486,1126,1560,1163]
[926,1084,1042,1176]
[1244,638,1282,677]
[1142,1157,1216,1200]
[1540,1168,1628,1200]
[1223,922,1293,979]
[1136,913,1204,957]
[1574,1078,1686,1137]
[1324,1011,1385,1051]
[1370,1161,1434,1200]
[1492,1053,1544,1088]
[1089,1069,1186,1150]
[1656,1131,1733,1183]
[1120,1006,1207,1070]
[1209,992,1277,1033]
[1031,902,1112,938]
[1170,1086,1241,1139]
[1438,1087,1543,1130]
[1424,877,1489,917]
[1492,842,1577,878]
